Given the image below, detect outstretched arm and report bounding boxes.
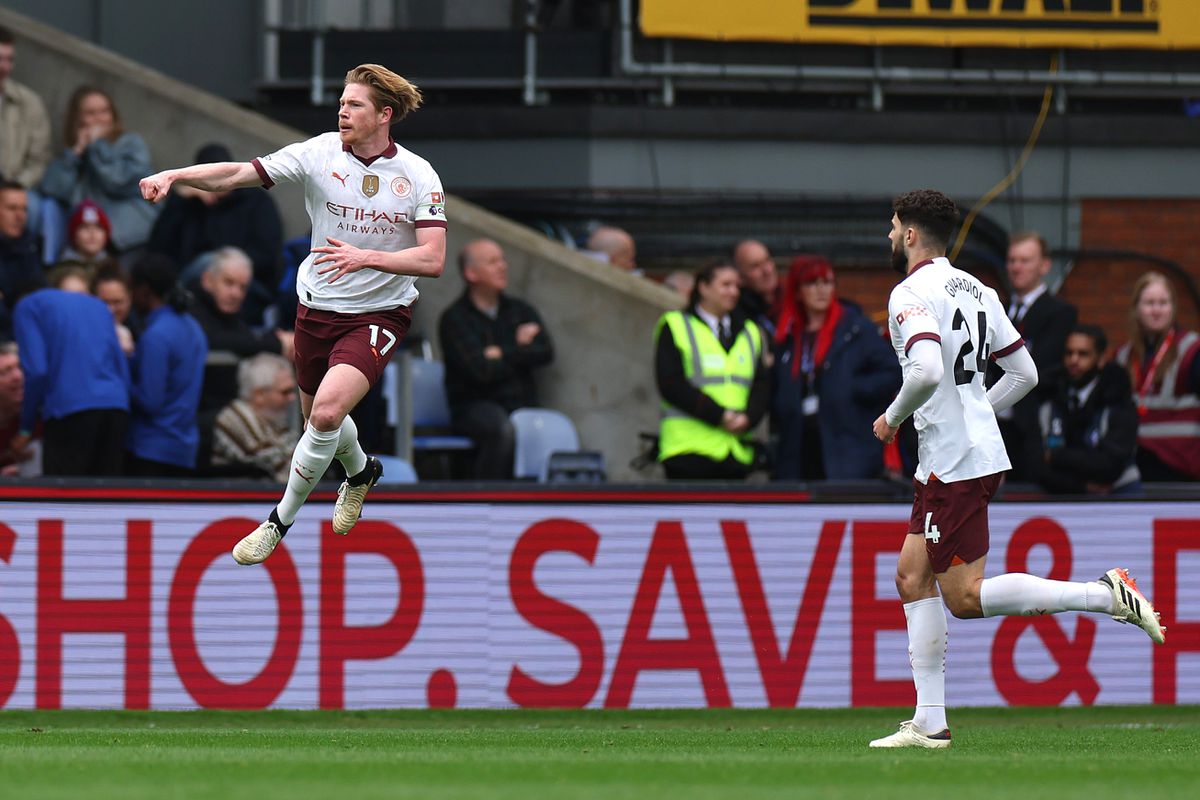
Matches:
[140,161,261,203]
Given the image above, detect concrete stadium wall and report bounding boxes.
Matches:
[1,6,679,480]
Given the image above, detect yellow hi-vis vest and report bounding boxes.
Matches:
[655,310,763,465]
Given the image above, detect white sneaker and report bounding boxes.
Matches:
[332,456,383,536]
[869,720,952,749]
[1099,568,1166,644]
[232,520,284,565]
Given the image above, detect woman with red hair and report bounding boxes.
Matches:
[772,256,900,480]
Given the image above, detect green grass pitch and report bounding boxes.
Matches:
[1,707,1197,799]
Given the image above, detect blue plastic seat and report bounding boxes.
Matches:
[371,455,419,484]
[510,408,586,481]
[410,359,474,452]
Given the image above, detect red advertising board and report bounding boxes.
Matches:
[0,498,1195,709]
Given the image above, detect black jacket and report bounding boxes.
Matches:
[189,289,282,413]
[1029,362,1139,493]
[438,292,554,416]
[148,188,283,290]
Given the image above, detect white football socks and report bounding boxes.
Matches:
[979,573,1115,618]
[334,414,368,479]
[904,596,948,734]
[275,425,340,525]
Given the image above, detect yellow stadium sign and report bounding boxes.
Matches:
[640,1,1200,50]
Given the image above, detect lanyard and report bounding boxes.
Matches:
[1136,329,1175,415]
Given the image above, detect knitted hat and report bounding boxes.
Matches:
[67,200,112,241]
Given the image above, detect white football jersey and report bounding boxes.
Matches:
[887,257,1025,484]
[253,132,446,313]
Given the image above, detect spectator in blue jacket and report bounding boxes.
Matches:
[125,255,206,476]
[40,86,158,256]
[12,286,129,475]
[771,256,901,480]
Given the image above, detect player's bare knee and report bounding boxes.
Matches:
[943,592,983,619]
[894,570,934,603]
[307,406,344,433]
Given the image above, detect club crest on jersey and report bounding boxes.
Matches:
[390,177,412,198]
[362,175,380,197]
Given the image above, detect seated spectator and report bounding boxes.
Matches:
[125,255,206,477]
[12,285,129,476]
[439,238,555,479]
[0,339,37,475]
[148,142,283,324]
[90,261,137,354]
[1029,325,1140,495]
[1114,271,1200,481]
[0,25,51,191]
[732,239,779,337]
[40,86,158,256]
[211,353,299,481]
[585,226,638,273]
[0,180,42,336]
[771,256,900,480]
[655,261,769,480]
[58,199,115,270]
[190,246,293,415]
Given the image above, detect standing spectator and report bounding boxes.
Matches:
[771,256,901,480]
[90,261,137,354]
[0,26,51,190]
[58,199,115,270]
[211,353,300,481]
[0,181,42,336]
[655,261,769,480]
[992,231,1076,479]
[190,247,293,415]
[1029,325,1140,495]
[147,142,283,323]
[12,287,129,476]
[0,340,36,475]
[586,226,638,272]
[40,86,158,255]
[1114,271,1200,481]
[125,255,206,477]
[732,239,779,336]
[439,238,555,479]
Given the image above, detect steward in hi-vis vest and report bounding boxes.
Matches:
[654,308,766,476]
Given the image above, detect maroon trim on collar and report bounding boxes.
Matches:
[342,137,398,167]
[908,258,936,275]
[251,158,274,189]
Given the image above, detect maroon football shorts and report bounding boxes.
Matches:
[292,303,412,396]
[906,472,1003,574]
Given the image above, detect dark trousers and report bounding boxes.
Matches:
[126,455,195,479]
[662,453,752,481]
[42,409,128,476]
[453,400,515,480]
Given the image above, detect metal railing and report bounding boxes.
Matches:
[261,0,1200,109]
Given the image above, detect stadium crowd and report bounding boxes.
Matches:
[1,24,1198,488]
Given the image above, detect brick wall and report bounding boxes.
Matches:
[1066,199,1200,355]
[829,199,1200,357]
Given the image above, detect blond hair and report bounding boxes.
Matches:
[1127,271,1179,387]
[344,64,422,122]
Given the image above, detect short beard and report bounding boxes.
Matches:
[890,243,908,276]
